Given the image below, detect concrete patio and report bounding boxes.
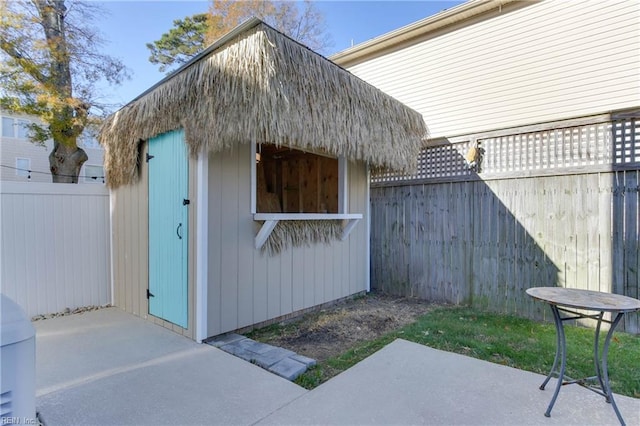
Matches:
[35,307,639,425]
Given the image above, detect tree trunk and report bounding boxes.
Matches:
[49,142,88,183]
[38,0,88,184]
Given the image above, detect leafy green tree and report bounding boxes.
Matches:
[147,0,331,74]
[146,13,210,74]
[0,0,129,183]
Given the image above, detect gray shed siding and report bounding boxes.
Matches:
[206,143,368,336]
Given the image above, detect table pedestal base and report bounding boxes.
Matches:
[540,305,626,425]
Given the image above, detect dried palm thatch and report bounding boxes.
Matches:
[261,220,343,255]
[98,19,427,188]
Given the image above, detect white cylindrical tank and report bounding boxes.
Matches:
[0,294,36,423]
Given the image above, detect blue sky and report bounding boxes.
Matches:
[94,1,464,107]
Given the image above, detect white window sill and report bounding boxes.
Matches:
[253,213,363,249]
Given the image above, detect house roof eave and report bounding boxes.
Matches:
[330,0,526,67]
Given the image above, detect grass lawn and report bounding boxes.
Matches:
[295,306,640,398]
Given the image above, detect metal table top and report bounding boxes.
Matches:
[526,287,640,313]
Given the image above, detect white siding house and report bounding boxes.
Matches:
[1,111,105,183]
[333,0,639,141]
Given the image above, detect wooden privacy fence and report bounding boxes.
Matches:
[1,182,111,317]
[371,111,640,333]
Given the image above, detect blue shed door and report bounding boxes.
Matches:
[148,129,189,328]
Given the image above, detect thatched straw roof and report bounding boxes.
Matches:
[98,18,428,188]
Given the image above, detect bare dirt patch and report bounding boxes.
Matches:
[248,293,436,363]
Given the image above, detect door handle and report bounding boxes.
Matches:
[176,223,183,239]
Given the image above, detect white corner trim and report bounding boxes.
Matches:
[365,163,371,292]
[195,151,208,342]
[339,156,348,213]
[108,190,115,307]
[250,141,257,214]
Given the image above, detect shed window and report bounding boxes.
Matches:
[255,143,341,214]
[251,142,362,251]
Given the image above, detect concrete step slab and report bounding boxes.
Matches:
[206,334,315,381]
[269,357,308,381]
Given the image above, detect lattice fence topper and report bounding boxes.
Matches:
[372,116,639,184]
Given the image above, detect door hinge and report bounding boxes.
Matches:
[147,289,155,299]
[146,153,155,162]
[183,199,190,205]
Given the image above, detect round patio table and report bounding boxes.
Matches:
[526,287,640,426]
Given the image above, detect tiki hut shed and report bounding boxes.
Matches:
[99,18,427,341]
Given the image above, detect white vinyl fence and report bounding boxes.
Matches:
[1,182,111,317]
